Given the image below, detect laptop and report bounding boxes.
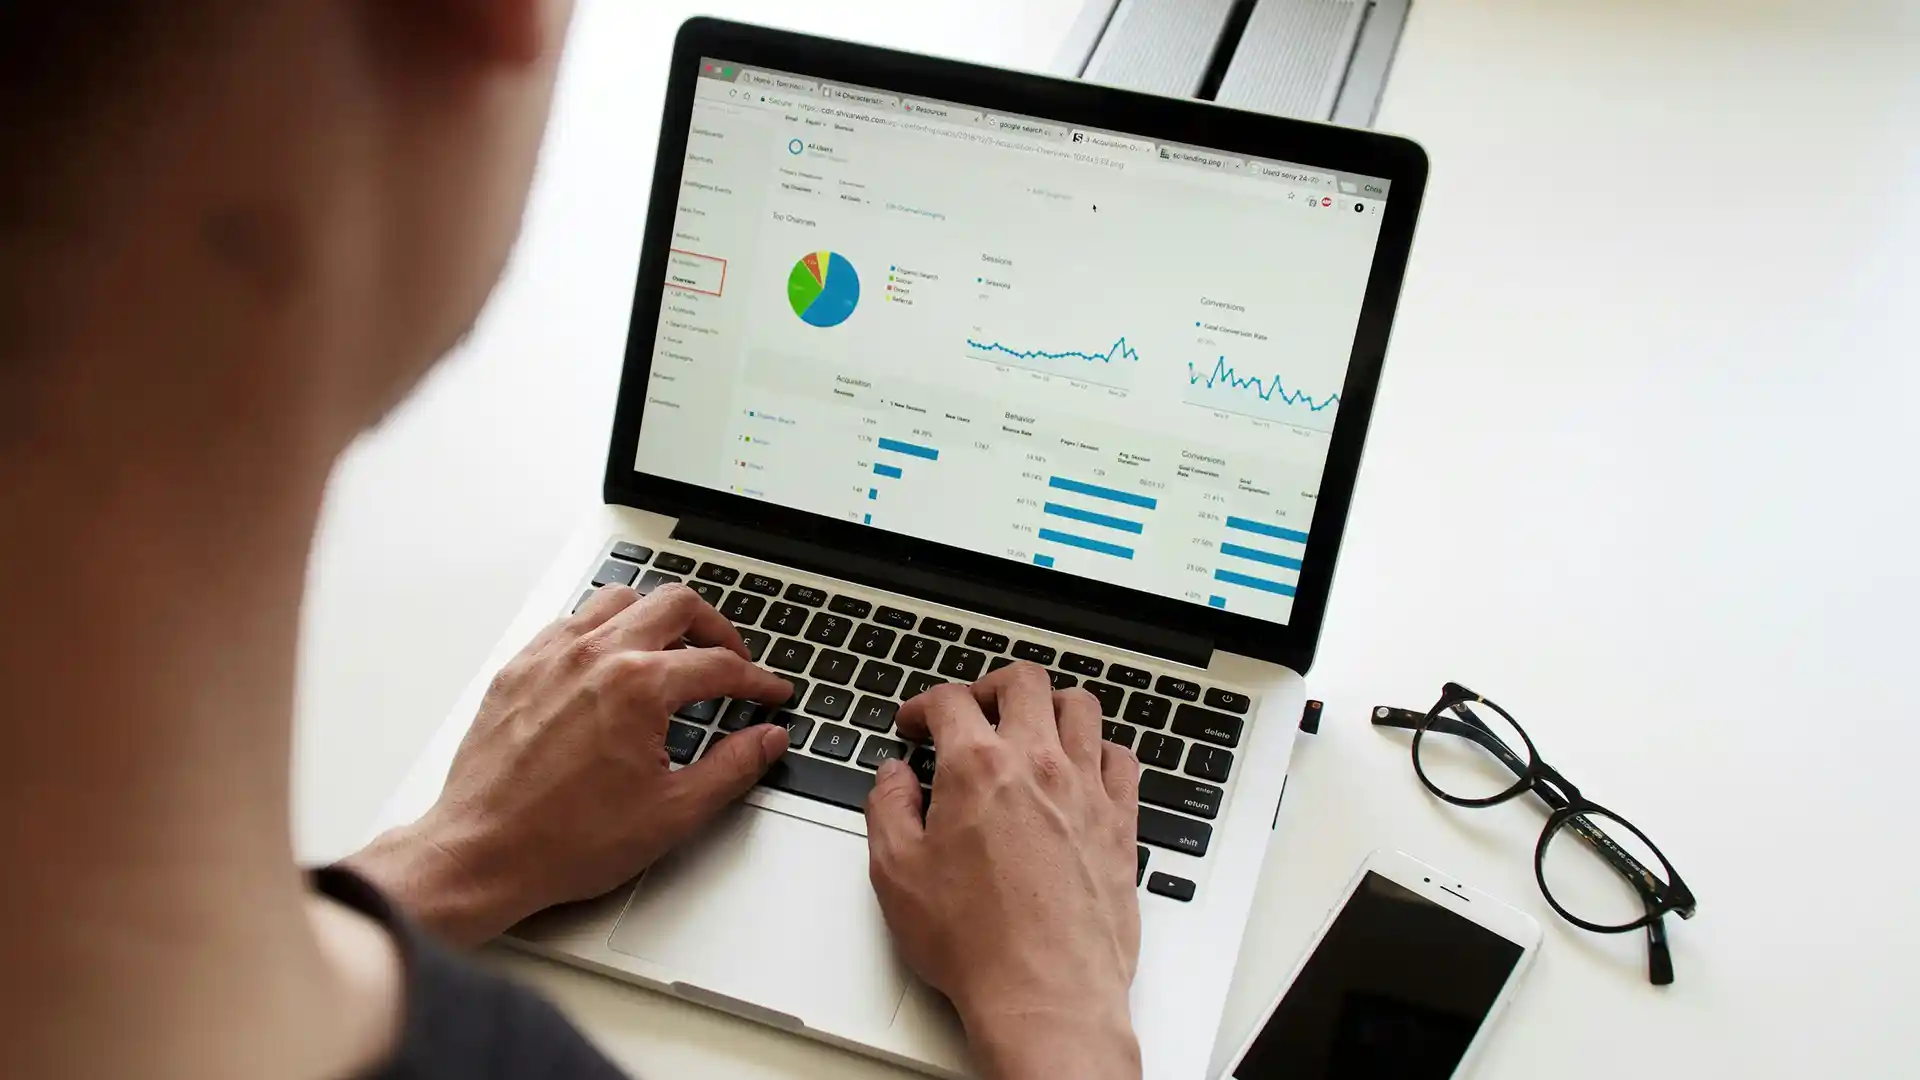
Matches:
[373,17,1425,1080]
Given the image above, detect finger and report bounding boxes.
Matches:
[642,647,794,709]
[1100,740,1140,809]
[961,662,1060,747]
[865,758,926,872]
[560,584,640,636]
[597,583,746,656]
[1054,688,1103,771]
[662,724,789,838]
[894,682,995,749]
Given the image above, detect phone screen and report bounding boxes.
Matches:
[1232,872,1525,1080]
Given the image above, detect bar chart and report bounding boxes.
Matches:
[1030,475,1158,569]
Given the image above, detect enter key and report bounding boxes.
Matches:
[1139,770,1223,821]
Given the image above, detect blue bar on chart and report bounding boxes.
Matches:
[877,438,939,461]
[1208,596,1228,609]
[1219,542,1303,570]
[868,488,877,500]
[863,513,872,524]
[1042,502,1144,535]
[873,463,903,479]
[1033,554,1055,568]
[1038,528,1135,560]
[1047,476,1158,510]
[1213,568,1296,597]
[1224,516,1309,545]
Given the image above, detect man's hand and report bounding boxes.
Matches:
[866,663,1143,1080]
[347,583,795,946]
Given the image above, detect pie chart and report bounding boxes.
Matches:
[787,251,860,328]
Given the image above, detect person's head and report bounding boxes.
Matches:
[1,1,575,469]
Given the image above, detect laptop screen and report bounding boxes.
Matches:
[633,58,1393,627]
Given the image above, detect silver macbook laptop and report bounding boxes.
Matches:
[373,17,1426,1080]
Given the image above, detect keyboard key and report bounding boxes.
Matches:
[1060,652,1104,677]
[637,570,682,594]
[1137,845,1149,885]
[1137,731,1185,771]
[804,685,854,722]
[987,657,1015,673]
[772,675,808,710]
[610,542,654,564]
[936,646,986,681]
[1083,681,1124,717]
[721,591,767,624]
[767,639,814,673]
[1147,872,1196,903]
[1172,704,1244,748]
[964,628,1010,653]
[759,751,875,812]
[775,711,813,749]
[689,581,725,607]
[1047,670,1079,691]
[1123,692,1171,730]
[762,602,807,636]
[1106,663,1150,689]
[829,595,873,618]
[909,745,938,786]
[573,590,595,613]
[810,723,859,761]
[902,672,945,699]
[804,612,853,648]
[854,661,904,697]
[894,635,940,670]
[920,618,962,641]
[1101,720,1138,749]
[850,623,897,658]
[874,606,917,630]
[655,553,697,575]
[856,735,910,770]
[1011,641,1057,664]
[810,650,857,684]
[737,628,771,663]
[1204,687,1251,714]
[696,562,740,586]
[741,573,782,596]
[1185,743,1235,783]
[592,559,639,588]
[666,721,705,765]
[784,583,829,607]
[1140,771,1223,820]
[1138,805,1212,856]
[850,695,898,732]
[703,729,728,756]
[674,697,722,724]
[719,699,772,732]
[1155,676,1201,701]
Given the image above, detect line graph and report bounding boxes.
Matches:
[1183,355,1340,429]
[965,335,1140,391]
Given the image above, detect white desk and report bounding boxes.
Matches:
[294,0,1920,1076]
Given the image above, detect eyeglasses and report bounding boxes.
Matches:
[1372,682,1697,985]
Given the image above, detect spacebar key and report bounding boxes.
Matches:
[1138,805,1213,857]
[759,753,876,812]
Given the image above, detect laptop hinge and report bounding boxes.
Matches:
[673,516,1214,669]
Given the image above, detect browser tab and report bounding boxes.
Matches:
[901,98,984,124]
[1158,145,1245,172]
[739,69,818,95]
[821,83,901,110]
[1247,160,1337,190]
[986,115,1069,141]
[1069,129,1155,155]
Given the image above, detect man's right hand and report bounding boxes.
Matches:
[865,663,1143,1080]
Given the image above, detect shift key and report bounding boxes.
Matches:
[1138,805,1212,857]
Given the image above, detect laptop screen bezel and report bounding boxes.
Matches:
[604,17,1428,673]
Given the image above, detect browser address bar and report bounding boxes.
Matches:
[766,94,1127,170]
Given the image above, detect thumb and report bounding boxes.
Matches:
[664,723,789,837]
[865,758,925,870]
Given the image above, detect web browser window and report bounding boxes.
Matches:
[635,60,1392,625]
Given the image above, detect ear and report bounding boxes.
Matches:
[415,0,553,66]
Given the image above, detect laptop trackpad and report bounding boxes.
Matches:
[606,803,910,1034]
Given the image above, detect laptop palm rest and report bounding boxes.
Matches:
[607,802,911,1034]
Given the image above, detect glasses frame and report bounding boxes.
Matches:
[1373,681,1697,986]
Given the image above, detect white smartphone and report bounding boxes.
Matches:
[1219,850,1542,1080]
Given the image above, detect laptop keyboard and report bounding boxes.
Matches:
[580,541,1257,902]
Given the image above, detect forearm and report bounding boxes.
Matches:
[961,1001,1143,1080]
[340,816,521,948]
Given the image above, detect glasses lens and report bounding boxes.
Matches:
[1539,808,1669,930]
[1413,698,1531,801]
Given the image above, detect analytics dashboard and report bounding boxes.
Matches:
[634,59,1392,625]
